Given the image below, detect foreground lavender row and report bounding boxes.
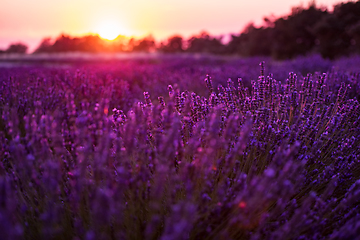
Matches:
[1,62,360,240]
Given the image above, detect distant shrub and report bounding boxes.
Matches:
[4,43,28,54]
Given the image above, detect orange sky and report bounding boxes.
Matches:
[0,0,348,52]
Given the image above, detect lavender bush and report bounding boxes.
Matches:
[0,58,360,240]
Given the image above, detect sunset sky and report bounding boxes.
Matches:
[0,0,348,52]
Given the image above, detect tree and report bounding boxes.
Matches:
[5,43,28,54]
[226,24,272,56]
[310,1,360,59]
[226,3,329,59]
[186,31,225,54]
[158,35,184,53]
[347,21,360,54]
[312,14,349,59]
[271,4,328,59]
[130,35,156,52]
[33,38,53,53]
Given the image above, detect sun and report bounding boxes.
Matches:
[95,20,123,40]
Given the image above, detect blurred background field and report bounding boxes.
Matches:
[1,53,359,111]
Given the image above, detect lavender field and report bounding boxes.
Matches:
[1,55,360,239]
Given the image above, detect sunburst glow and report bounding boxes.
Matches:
[95,20,123,40]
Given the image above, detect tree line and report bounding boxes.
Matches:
[1,1,360,59]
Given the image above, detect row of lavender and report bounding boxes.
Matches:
[2,54,359,106]
[0,59,360,239]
